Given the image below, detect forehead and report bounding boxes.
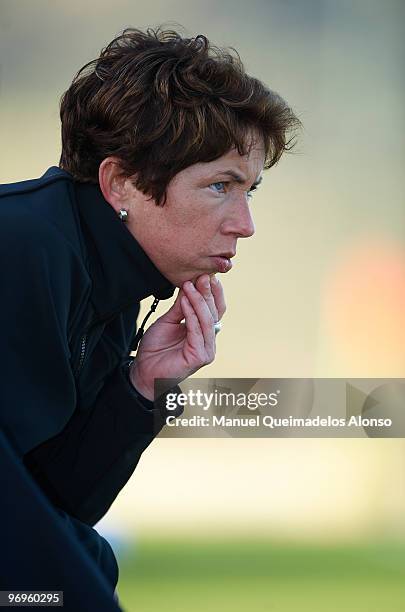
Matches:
[177,135,265,184]
[208,142,265,174]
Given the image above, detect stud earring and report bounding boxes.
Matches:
[118,209,128,222]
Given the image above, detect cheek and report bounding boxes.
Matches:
[167,187,216,225]
[171,219,220,260]
[164,188,223,246]
[171,202,208,227]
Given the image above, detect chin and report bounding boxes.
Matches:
[171,260,220,287]
[174,271,210,287]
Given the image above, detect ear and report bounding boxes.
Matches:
[98,157,132,213]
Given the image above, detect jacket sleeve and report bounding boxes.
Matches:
[24,364,183,526]
[0,211,81,457]
[0,210,180,527]
[0,212,127,589]
[0,429,121,610]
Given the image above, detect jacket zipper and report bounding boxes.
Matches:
[76,334,88,374]
[74,303,136,376]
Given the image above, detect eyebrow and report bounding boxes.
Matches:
[215,170,263,187]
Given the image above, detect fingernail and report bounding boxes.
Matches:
[211,275,218,285]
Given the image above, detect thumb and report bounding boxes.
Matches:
[159,288,185,324]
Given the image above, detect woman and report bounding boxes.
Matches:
[0,27,299,607]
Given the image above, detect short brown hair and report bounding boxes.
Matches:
[60,27,300,204]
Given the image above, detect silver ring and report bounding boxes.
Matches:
[214,321,222,335]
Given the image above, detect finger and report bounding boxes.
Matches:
[161,288,185,324]
[181,295,204,352]
[210,275,226,320]
[183,281,215,357]
[195,274,218,322]
[181,294,211,366]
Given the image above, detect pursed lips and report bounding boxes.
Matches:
[210,252,235,273]
[217,251,236,259]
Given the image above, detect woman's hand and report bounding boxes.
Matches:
[129,273,226,400]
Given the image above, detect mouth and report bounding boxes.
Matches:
[217,251,236,259]
[210,252,236,273]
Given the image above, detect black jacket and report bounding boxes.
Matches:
[0,429,121,611]
[0,167,179,597]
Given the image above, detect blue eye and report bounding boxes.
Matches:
[209,181,259,198]
[209,181,226,193]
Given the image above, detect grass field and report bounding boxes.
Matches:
[116,538,405,612]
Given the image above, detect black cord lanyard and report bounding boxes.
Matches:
[131,297,160,351]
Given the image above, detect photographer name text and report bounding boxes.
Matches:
[166,415,392,429]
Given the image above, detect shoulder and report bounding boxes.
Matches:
[0,168,91,329]
[0,167,83,263]
[0,208,89,309]
[0,172,90,307]
[0,166,72,200]
[0,197,91,342]
[0,204,76,266]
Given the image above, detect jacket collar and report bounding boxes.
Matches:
[73,179,175,319]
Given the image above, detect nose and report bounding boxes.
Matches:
[221,194,255,238]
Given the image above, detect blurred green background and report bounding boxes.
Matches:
[1,1,404,610]
[116,538,405,612]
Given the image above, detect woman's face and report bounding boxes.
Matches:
[125,135,265,287]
